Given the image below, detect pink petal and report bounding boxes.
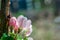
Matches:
[14,21,19,31]
[26,27,32,36]
[22,17,27,28]
[14,26,19,31]
[23,25,32,36]
[9,17,17,27]
[25,20,32,28]
[17,15,24,27]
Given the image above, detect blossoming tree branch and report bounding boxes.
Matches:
[0,0,33,40]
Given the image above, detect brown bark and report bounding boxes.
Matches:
[0,0,10,38]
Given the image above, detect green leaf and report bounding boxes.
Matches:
[0,33,14,40]
[17,35,22,40]
[6,36,14,40]
[24,37,28,40]
[0,33,8,40]
[2,33,8,37]
[9,33,16,38]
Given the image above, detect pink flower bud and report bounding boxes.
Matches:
[9,17,19,31]
[9,17,17,27]
[14,21,19,31]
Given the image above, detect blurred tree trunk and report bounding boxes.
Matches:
[32,0,35,9]
[0,0,10,38]
[40,0,45,8]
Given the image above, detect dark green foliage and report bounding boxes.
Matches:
[23,37,28,40]
[17,35,22,40]
[0,33,14,40]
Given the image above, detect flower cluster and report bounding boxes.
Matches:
[8,15,33,40]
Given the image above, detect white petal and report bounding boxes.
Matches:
[28,37,33,40]
[22,17,27,27]
[26,27,32,36]
[21,26,32,36]
[17,15,24,22]
[26,20,32,28]
[30,25,32,28]
[17,15,24,27]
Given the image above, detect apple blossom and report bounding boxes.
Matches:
[17,15,32,36]
[9,17,19,31]
[17,15,32,28]
[9,15,33,37]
